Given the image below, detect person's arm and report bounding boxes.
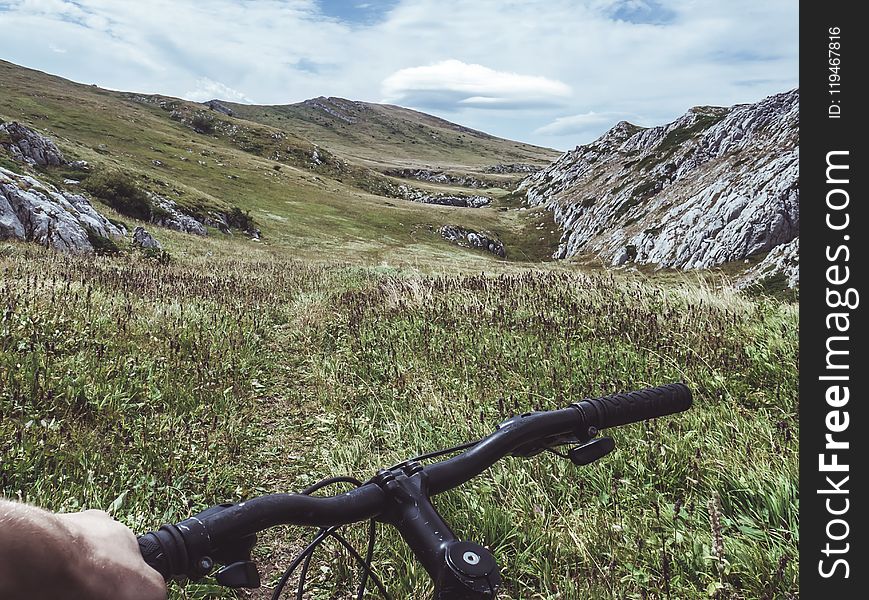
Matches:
[0,499,167,600]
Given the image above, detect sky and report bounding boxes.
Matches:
[0,0,798,150]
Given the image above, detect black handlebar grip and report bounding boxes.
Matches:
[575,383,692,430]
[138,532,172,580]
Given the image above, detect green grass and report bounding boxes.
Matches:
[0,60,562,268]
[0,59,797,600]
[1,243,798,600]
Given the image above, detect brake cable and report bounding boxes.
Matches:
[271,476,391,600]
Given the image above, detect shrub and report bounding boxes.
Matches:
[226,206,256,232]
[83,170,152,221]
[84,227,122,255]
[191,113,215,134]
[139,246,172,265]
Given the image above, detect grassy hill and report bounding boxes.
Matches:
[224,95,558,171]
[0,59,798,599]
[0,59,561,266]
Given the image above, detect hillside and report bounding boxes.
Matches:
[519,90,799,287]
[0,59,561,266]
[1,59,799,600]
[224,96,558,172]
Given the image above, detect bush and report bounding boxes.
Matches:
[191,113,215,134]
[84,227,122,255]
[139,246,172,265]
[226,207,256,232]
[83,170,152,221]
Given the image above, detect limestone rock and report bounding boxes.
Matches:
[132,226,161,249]
[0,121,66,166]
[0,166,125,253]
[399,185,490,208]
[519,90,799,286]
[739,237,799,289]
[149,194,207,236]
[205,100,234,117]
[440,225,506,257]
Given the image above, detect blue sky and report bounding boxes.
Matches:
[0,1,798,149]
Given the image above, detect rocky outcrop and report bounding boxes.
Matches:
[520,90,799,286]
[303,97,364,124]
[132,226,161,249]
[384,168,491,189]
[1,166,125,253]
[0,121,66,166]
[398,185,490,208]
[484,163,541,174]
[149,194,207,235]
[205,100,234,117]
[739,237,799,289]
[440,225,506,257]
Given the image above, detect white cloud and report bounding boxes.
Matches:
[535,111,641,136]
[0,0,798,149]
[184,78,254,104]
[381,60,571,110]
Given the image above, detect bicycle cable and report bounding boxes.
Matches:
[271,476,391,600]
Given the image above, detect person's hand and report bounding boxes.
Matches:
[57,509,167,600]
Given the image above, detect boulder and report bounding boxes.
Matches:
[205,100,234,117]
[149,194,207,235]
[132,226,161,249]
[0,166,125,253]
[0,121,66,166]
[440,225,506,258]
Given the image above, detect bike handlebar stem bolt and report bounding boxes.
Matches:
[198,556,214,573]
[373,469,396,486]
[404,461,423,475]
[463,551,481,565]
[587,426,599,439]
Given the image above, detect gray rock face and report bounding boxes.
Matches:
[398,185,490,208]
[440,225,506,257]
[149,194,207,235]
[205,100,234,117]
[520,90,799,286]
[739,237,799,289]
[0,121,66,166]
[483,163,541,174]
[385,168,491,189]
[132,226,161,250]
[0,166,125,253]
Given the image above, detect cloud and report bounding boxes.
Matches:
[381,60,571,111]
[184,78,254,104]
[535,111,642,137]
[0,0,798,149]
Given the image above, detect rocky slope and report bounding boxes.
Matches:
[1,166,126,253]
[1,121,67,167]
[520,90,799,285]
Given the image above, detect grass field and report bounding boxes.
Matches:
[0,241,798,599]
[2,58,797,599]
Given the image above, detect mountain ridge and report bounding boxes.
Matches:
[519,89,799,286]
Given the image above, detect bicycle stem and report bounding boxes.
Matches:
[373,462,501,600]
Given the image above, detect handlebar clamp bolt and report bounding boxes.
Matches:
[198,556,214,573]
[463,551,481,565]
[404,461,423,475]
[373,469,396,485]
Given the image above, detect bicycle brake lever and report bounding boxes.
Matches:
[568,436,615,466]
[215,560,261,588]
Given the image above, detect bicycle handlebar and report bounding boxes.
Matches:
[138,383,692,590]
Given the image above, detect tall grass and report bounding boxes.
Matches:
[0,244,797,599]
